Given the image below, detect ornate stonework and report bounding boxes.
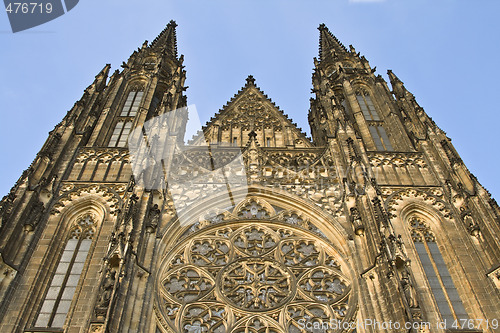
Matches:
[157,219,354,333]
[0,22,498,333]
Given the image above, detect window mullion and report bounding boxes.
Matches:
[422,237,460,324]
[47,237,82,327]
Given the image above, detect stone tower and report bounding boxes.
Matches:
[0,22,499,333]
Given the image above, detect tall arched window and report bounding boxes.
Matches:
[109,89,144,147]
[410,216,468,327]
[355,90,393,151]
[356,90,379,121]
[35,214,96,328]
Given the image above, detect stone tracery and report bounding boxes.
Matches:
[157,218,354,332]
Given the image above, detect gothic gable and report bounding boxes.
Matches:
[190,76,313,148]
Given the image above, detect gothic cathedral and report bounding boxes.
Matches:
[0,21,499,333]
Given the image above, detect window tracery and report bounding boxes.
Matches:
[35,213,96,328]
[109,88,144,147]
[355,89,379,121]
[354,89,393,151]
[157,221,354,332]
[409,216,468,327]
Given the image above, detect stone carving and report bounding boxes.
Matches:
[0,192,16,228]
[460,206,480,237]
[220,258,294,311]
[96,270,116,309]
[350,207,364,235]
[409,217,435,242]
[146,204,161,233]
[386,188,451,220]
[157,222,354,332]
[23,199,44,232]
[51,184,122,215]
[180,198,333,242]
[401,269,418,308]
[236,199,272,219]
[369,152,428,169]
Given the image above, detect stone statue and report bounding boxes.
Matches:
[401,269,418,308]
[97,270,116,308]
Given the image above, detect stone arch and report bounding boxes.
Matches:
[31,192,118,329]
[126,80,147,92]
[159,185,351,256]
[154,185,358,332]
[385,189,481,323]
[51,184,123,217]
[385,188,452,222]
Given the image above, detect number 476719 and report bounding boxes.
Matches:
[5,2,53,14]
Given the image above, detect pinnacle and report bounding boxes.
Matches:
[96,64,111,78]
[387,70,402,84]
[245,75,256,86]
[318,23,327,31]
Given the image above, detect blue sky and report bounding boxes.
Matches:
[1,0,499,200]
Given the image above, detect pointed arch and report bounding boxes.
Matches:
[32,188,119,329]
[154,185,358,332]
[35,212,97,328]
[385,190,470,328]
[159,185,352,257]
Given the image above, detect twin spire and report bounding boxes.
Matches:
[148,21,348,66]
[148,21,347,66]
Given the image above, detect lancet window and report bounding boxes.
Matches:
[410,216,468,326]
[35,214,96,328]
[355,89,393,151]
[109,88,144,147]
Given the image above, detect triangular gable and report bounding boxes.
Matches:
[189,76,313,148]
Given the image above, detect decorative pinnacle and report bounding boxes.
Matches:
[246,75,256,86]
[387,70,402,84]
[96,64,111,78]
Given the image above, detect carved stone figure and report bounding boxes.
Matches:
[97,270,116,309]
[401,269,418,308]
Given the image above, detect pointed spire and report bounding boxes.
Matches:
[318,23,348,64]
[150,20,178,58]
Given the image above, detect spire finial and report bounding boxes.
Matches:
[96,64,111,78]
[245,75,256,86]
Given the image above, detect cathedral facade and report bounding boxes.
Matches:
[0,21,499,333]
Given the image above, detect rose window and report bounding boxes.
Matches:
[157,222,355,332]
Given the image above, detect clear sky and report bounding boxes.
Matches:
[1,0,499,200]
